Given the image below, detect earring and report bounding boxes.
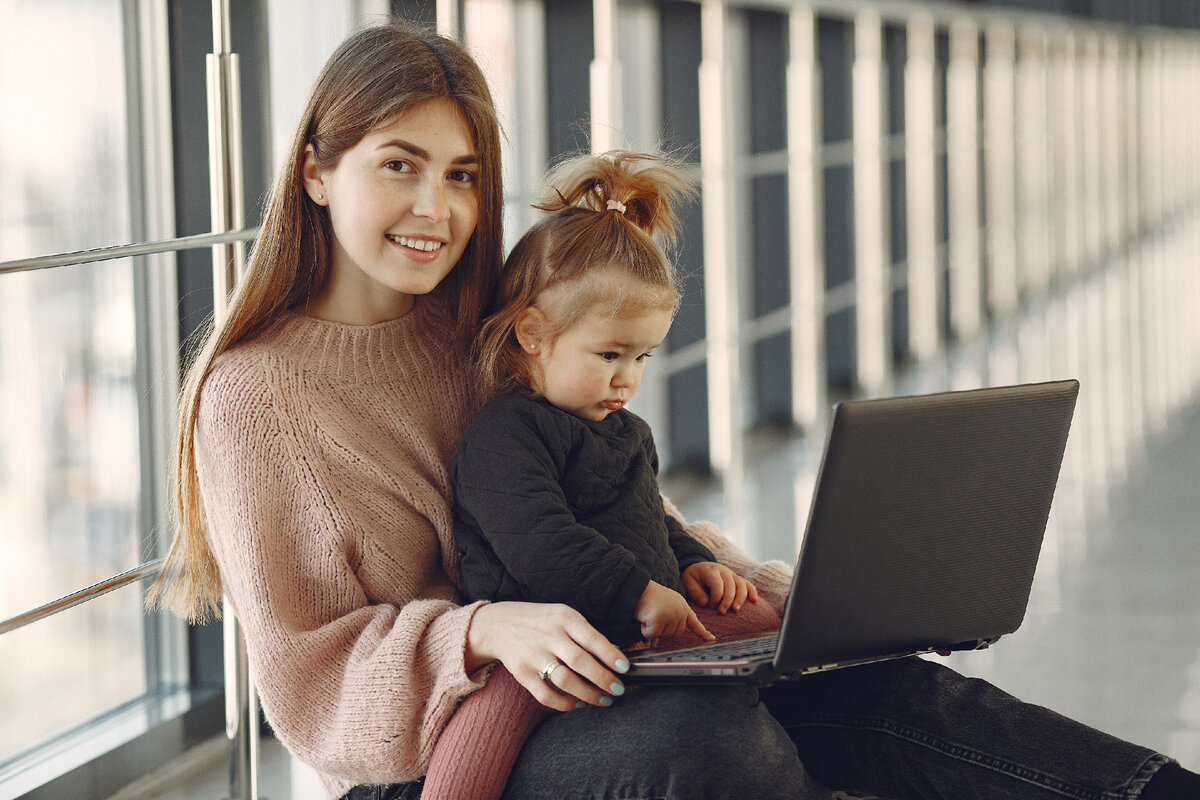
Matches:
[529,343,537,351]
[315,193,324,200]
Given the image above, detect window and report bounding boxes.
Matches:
[0,0,148,764]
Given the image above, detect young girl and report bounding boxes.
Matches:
[146,18,1196,800]
[454,150,773,647]
[422,151,784,800]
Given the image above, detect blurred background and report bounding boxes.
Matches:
[1,1,1197,798]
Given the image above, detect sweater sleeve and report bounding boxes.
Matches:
[453,406,651,623]
[660,494,795,618]
[195,361,485,787]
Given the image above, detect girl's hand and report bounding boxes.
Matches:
[681,561,760,614]
[465,601,629,712]
[635,581,714,643]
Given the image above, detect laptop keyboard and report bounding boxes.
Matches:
[644,633,779,662]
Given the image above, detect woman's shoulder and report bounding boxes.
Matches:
[204,320,293,395]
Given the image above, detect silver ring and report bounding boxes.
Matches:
[538,660,561,682]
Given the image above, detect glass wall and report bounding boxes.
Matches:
[0,0,145,764]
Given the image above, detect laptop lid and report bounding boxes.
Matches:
[773,378,1079,673]
[627,379,1079,684]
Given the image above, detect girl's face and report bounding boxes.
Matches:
[303,97,480,324]
[529,298,673,422]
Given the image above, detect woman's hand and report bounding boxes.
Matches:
[682,561,759,614]
[466,601,629,712]
[634,581,714,643]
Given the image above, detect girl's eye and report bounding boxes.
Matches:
[384,159,412,173]
[448,169,476,184]
[599,352,619,363]
[636,352,654,362]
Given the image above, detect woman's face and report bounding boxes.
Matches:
[303,97,480,324]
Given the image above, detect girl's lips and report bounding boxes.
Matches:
[604,400,623,410]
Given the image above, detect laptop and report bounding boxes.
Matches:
[627,379,1080,685]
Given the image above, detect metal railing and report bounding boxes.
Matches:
[0,560,165,637]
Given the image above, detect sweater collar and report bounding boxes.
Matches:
[267,293,460,382]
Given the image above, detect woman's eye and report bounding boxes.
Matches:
[449,169,476,184]
[384,159,412,173]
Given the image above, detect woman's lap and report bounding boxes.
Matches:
[502,684,831,800]
[503,657,1169,800]
[346,656,1170,800]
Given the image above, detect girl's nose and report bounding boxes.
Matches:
[612,365,635,388]
[412,178,449,223]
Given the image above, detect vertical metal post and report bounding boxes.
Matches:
[947,19,982,340]
[206,1,255,799]
[207,0,246,315]
[787,8,826,434]
[437,0,462,41]
[698,1,745,543]
[851,11,890,395]
[984,21,1018,319]
[905,13,939,361]
[1024,28,1054,296]
[223,597,260,800]
[590,0,622,151]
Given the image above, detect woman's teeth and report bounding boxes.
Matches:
[390,235,442,252]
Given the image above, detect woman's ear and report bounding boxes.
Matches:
[514,307,548,354]
[302,144,328,205]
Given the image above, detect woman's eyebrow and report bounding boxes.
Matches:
[374,138,478,165]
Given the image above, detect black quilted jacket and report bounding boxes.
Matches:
[451,394,715,646]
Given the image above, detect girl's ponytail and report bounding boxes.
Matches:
[473,150,697,400]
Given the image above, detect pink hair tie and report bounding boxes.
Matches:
[606,199,626,214]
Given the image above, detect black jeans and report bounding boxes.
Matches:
[340,778,424,800]
[343,657,1171,800]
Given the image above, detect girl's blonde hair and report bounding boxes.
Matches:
[148,21,503,622]
[474,150,696,398]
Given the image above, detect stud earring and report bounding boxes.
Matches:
[529,343,537,351]
[316,193,324,200]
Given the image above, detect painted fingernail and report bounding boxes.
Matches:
[614,658,630,673]
[599,695,614,707]
[609,681,625,696]
[574,701,587,709]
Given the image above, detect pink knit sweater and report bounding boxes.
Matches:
[193,293,794,798]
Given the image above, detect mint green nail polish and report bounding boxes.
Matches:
[615,658,630,673]
[574,700,587,710]
[599,695,614,707]
[610,681,625,696]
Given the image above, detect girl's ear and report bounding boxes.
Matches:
[514,307,548,353]
[302,144,328,206]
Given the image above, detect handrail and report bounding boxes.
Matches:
[0,558,164,637]
[0,228,258,277]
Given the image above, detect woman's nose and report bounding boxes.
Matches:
[412,178,449,222]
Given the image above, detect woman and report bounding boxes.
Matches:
[149,19,1197,800]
